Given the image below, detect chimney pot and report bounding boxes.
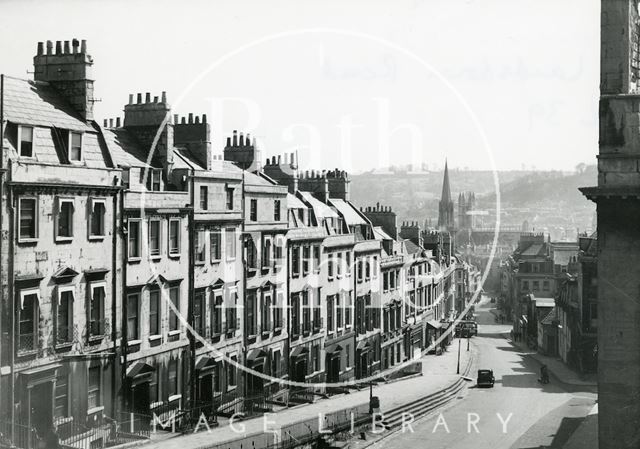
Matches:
[63,40,70,54]
[232,130,238,146]
[136,93,142,104]
[277,155,281,164]
[226,137,231,146]
[116,117,121,127]
[109,118,114,127]
[80,40,87,53]
[153,96,158,103]
[145,92,151,103]
[161,91,167,103]
[195,116,200,124]
[173,114,179,124]
[103,119,108,127]
[239,133,245,146]
[128,94,134,104]
[202,114,207,123]
[46,40,53,55]
[181,117,186,124]
[290,153,295,165]
[55,41,62,54]
[37,42,44,56]
[72,39,79,53]
[188,113,193,124]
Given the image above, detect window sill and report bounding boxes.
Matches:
[128,257,141,264]
[168,394,182,404]
[88,235,105,241]
[128,339,142,346]
[195,261,205,266]
[168,330,181,337]
[211,258,221,264]
[149,255,162,262]
[55,342,73,351]
[55,237,73,243]
[87,406,104,416]
[169,253,181,259]
[17,238,38,244]
[149,335,162,342]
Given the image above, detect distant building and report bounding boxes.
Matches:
[437,161,455,234]
[457,191,475,231]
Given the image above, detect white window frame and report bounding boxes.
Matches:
[168,218,181,257]
[55,197,75,241]
[147,169,161,192]
[18,196,38,242]
[148,288,161,338]
[20,287,40,309]
[225,227,236,262]
[89,281,106,336]
[68,131,83,162]
[89,198,107,239]
[195,229,206,264]
[127,218,142,261]
[56,284,75,344]
[148,218,162,259]
[18,125,35,158]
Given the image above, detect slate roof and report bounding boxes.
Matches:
[329,198,366,225]
[101,127,153,168]
[373,226,393,241]
[2,76,93,132]
[287,193,307,210]
[299,192,338,219]
[521,243,544,257]
[403,239,422,255]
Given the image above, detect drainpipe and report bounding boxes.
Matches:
[110,185,118,416]
[0,73,4,419]
[240,170,247,400]
[8,163,15,442]
[120,187,128,411]
[188,170,195,411]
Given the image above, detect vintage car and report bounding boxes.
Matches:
[477,369,495,387]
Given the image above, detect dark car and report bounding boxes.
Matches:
[477,369,495,388]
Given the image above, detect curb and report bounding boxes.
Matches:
[355,342,477,448]
[502,334,597,388]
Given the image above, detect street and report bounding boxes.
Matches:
[369,297,597,449]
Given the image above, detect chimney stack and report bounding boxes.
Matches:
[34,38,95,121]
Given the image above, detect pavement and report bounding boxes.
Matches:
[488,307,597,388]
[365,296,598,449]
[143,331,475,449]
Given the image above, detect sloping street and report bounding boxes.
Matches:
[368,297,597,449]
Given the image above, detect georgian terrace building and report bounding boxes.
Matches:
[0,41,122,438]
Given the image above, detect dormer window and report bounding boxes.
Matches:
[147,169,162,191]
[69,132,82,161]
[18,125,34,157]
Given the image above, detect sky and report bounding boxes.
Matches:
[0,0,600,173]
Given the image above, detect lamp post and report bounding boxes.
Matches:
[456,337,461,375]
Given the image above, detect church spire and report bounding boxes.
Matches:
[438,159,455,232]
[441,159,452,203]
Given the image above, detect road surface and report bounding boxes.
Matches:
[369,296,597,449]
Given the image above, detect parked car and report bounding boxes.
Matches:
[477,369,495,388]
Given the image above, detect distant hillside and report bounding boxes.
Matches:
[350,166,597,237]
[481,166,597,207]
